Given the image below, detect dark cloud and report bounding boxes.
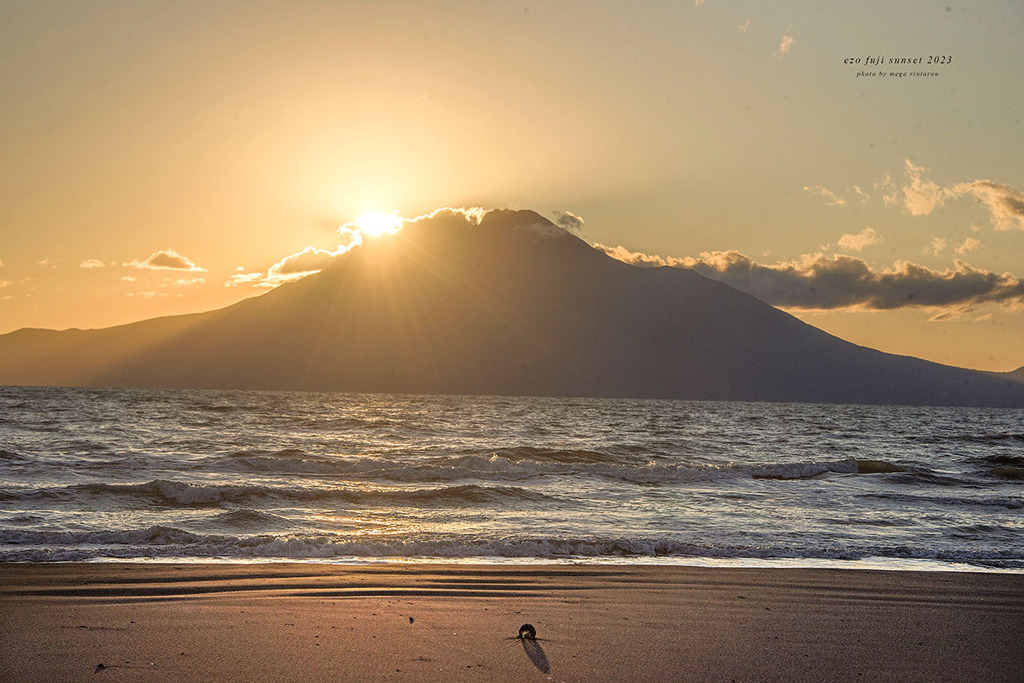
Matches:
[596,244,1024,311]
[553,210,584,233]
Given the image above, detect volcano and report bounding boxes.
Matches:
[2,209,1023,406]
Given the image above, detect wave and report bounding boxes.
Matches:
[0,480,558,508]
[7,447,914,487]
[859,492,1024,510]
[750,460,858,479]
[884,470,976,487]
[487,447,639,465]
[0,450,28,463]
[4,515,45,524]
[206,449,906,485]
[991,466,1024,480]
[824,517,907,528]
[191,509,298,532]
[747,458,907,480]
[199,405,240,413]
[961,433,1024,445]
[985,454,1024,466]
[228,448,311,460]
[3,528,1022,568]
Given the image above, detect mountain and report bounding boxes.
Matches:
[2,209,1023,406]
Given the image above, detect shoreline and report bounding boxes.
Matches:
[9,555,1024,574]
[2,563,1022,681]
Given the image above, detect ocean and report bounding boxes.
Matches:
[1,386,1022,570]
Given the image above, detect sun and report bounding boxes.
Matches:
[355,212,404,237]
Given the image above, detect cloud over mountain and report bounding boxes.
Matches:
[224,207,490,289]
[553,210,585,233]
[596,244,1024,311]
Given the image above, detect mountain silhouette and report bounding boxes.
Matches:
[2,209,1023,406]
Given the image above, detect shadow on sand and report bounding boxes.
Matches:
[521,638,550,674]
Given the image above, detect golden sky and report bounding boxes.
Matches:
[1,1,1022,371]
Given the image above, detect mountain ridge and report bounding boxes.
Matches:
[2,209,1023,407]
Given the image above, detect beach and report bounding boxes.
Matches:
[1,564,1021,682]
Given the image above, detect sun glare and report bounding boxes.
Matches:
[355,212,404,237]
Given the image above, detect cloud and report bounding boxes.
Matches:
[595,243,676,268]
[79,259,105,269]
[0,280,10,287]
[0,258,4,267]
[596,244,1024,311]
[270,247,348,277]
[891,161,1024,230]
[226,225,366,289]
[165,277,205,287]
[955,237,981,255]
[852,185,871,204]
[553,210,585,233]
[901,159,951,216]
[406,206,488,226]
[225,207,493,289]
[923,237,948,256]
[804,185,846,207]
[775,28,795,58]
[875,173,900,207]
[951,180,1024,231]
[37,259,60,268]
[738,18,750,32]
[838,228,881,252]
[226,245,354,289]
[125,249,206,272]
[224,272,265,288]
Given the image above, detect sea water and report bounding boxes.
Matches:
[1,386,1022,570]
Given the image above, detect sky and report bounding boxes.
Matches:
[1,0,1023,372]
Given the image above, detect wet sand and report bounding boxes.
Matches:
[1,563,1022,682]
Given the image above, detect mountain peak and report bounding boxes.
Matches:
[479,209,566,237]
[390,208,572,247]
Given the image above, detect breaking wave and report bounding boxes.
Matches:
[2,528,1022,569]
